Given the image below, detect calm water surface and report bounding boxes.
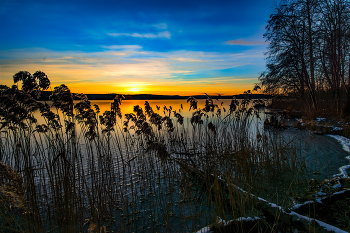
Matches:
[36,98,350,180]
[90,99,233,118]
[281,128,350,180]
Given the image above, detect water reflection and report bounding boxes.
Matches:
[34,98,349,180]
[88,99,235,118]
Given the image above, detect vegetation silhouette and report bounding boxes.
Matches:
[260,0,350,117]
[0,71,348,232]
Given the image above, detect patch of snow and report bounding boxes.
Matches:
[316,118,326,122]
[217,217,229,225]
[327,135,350,153]
[316,198,322,204]
[332,183,342,189]
[332,127,343,131]
[269,202,283,210]
[327,135,350,178]
[236,216,261,222]
[316,191,327,196]
[290,200,314,210]
[331,189,348,196]
[338,165,350,178]
[291,211,348,233]
[195,227,213,233]
[197,216,261,233]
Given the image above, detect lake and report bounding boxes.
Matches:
[1,97,350,232]
[40,98,349,180]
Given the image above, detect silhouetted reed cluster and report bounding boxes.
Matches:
[0,71,307,232]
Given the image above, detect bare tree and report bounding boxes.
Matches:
[260,0,350,113]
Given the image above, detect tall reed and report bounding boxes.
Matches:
[0,72,308,232]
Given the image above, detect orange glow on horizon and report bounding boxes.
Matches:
[64,83,248,96]
[1,76,250,96]
[0,64,256,96]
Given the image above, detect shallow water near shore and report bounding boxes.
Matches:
[280,128,350,180]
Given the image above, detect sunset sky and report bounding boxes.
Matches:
[0,0,276,95]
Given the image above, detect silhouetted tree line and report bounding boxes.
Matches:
[260,0,350,114]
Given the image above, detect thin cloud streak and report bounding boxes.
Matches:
[1,46,265,70]
[0,46,264,94]
[100,45,143,50]
[152,23,168,29]
[107,31,171,39]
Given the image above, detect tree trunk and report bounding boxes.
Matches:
[342,56,350,117]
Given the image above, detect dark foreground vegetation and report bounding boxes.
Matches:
[1,0,349,232]
[1,71,350,232]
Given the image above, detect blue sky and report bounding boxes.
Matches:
[0,0,277,95]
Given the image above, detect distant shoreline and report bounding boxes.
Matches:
[39,91,272,101]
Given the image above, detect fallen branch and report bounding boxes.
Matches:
[176,160,347,233]
[290,188,350,215]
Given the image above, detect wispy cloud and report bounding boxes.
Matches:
[0,46,264,94]
[100,45,142,50]
[107,31,171,39]
[226,39,268,46]
[172,57,204,62]
[153,23,167,29]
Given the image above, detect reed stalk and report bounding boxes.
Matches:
[0,75,313,232]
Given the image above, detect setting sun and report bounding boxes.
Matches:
[128,87,141,92]
[120,82,151,94]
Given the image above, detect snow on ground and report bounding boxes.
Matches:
[332,126,343,131]
[196,134,350,233]
[327,135,350,178]
[291,212,348,233]
[195,227,213,233]
[327,135,350,153]
[195,217,261,233]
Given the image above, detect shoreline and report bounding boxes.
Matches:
[37,91,272,101]
[265,107,350,179]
